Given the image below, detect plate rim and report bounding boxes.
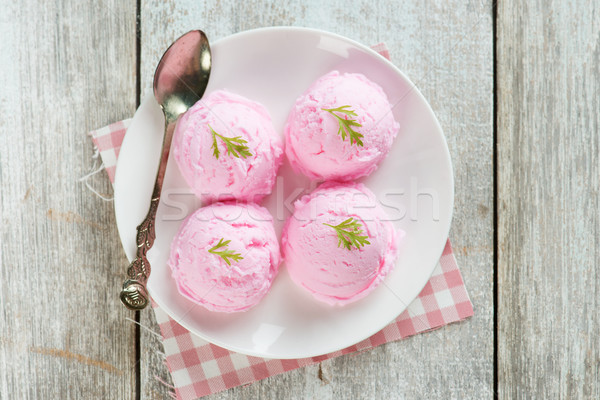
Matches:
[114,25,454,359]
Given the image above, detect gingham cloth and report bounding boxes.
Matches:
[90,43,473,400]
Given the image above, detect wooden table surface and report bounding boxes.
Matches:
[0,0,598,399]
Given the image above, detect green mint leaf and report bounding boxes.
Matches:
[210,125,221,159]
[208,238,244,266]
[209,125,253,160]
[322,105,364,147]
[323,218,371,251]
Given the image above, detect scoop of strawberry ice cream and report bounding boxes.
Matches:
[173,90,283,203]
[168,202,281,313]
[282,182,404,306]
[284,71,399,181]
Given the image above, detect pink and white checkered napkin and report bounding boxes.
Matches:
[90,43,473,400]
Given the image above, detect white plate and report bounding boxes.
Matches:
[114,27,453,359]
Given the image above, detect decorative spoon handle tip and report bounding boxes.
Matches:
[120,279,150,310]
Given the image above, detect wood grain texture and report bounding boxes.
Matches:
[497,0,600,398]
[0,0,137,398]
[140,1,494,398]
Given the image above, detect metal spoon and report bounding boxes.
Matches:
[120,30,211,310]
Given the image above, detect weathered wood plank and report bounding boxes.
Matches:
[497,0,600,398]
[140,1,494,398]
[0,1,137,398]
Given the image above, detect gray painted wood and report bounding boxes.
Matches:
[140,1,494,398]
[0,0,137,399]
[497,1,600,399]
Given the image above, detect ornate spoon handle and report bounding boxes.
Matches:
[120,119,176,310]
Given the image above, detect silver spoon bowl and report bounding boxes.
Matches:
[120,30,211,310]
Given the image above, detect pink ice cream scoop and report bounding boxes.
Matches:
[168,202,281,313]
[284,71,399,181]
[173,90,284,204]
[282,182,404,306]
